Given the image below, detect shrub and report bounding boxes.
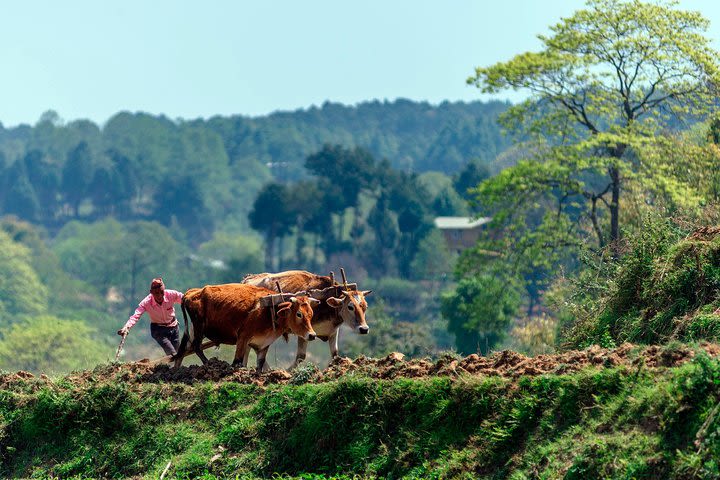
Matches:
[561,216,720,347]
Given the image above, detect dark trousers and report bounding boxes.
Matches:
[151,324,180,356]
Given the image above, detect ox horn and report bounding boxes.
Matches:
[276,302,292,317]
[309,297,321,307]
[290,296,297,304]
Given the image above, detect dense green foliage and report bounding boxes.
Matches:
[441,275,521,355]
[561,217,720,348]
[0,100,510,240]
[0,316,109,374]
[469,0,720,250]
[5,0,720,372]
[438,0,720,350]
[0,100,506,367]
[0,229,48,319]
[3,349,720,478]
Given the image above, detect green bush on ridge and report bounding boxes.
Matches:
[2,353,720,479]
[563,217,720,348]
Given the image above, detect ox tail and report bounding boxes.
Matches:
[174,299,192,368]
[181,299,189,336]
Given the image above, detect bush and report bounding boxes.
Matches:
[0,316,110,374]
[561,216,720,348]
[441,274,521,355]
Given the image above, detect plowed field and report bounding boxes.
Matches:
[4,342,718,389]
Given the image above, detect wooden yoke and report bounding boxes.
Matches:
[270,281,285,332]
[340,267,349,291]
[258,283,357,307]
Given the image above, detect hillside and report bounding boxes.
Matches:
[0,98,512,245]
[3,344,720,479]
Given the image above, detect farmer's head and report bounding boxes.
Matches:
[150,278,165,301]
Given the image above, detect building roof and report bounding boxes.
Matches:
[434,216,491,230]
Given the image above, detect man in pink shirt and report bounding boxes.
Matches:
[117,278,184,356]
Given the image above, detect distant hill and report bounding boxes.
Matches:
[0,99,514,237]
[0,99,512,177]
[195,98,513,177]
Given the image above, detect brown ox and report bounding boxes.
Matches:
[242,270,371,368]
[173,283,318,371]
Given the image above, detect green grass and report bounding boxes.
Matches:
[3,352,720,478]
[565,225,720,348]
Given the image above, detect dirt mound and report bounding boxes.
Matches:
[5,343,717,389]
[690,226,720,240]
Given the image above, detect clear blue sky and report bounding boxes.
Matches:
[1,0,720,127]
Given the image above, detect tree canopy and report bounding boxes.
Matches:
[468,0,720,253]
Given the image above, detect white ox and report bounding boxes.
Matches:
[242,270,371,367]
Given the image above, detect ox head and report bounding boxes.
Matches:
[327,290,372,334]
[277,296,320,341]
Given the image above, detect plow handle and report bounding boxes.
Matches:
[114,332,128,362]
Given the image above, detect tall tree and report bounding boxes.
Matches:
[365,193,400,277]
[152,175,211,243]
[105,149,138,217]
[383,170,434,276]
[305,145,377,249]
[467,0,720,256]
[62,141,95,217]
[287,180,324,268]
[23,150,60,222]
[440,274,521,355]
[2,160,40,222]
[453,159,491,201]
[249,183,292,270]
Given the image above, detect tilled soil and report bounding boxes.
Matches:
[3,342,719,390]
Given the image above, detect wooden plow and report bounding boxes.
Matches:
[147,340,218,365]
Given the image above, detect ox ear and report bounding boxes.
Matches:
[327,296,343,309]
[309,298,321,308]
[361,290,373,297]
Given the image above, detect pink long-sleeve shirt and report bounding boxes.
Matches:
[123,289,184,330]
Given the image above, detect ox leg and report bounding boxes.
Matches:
[232,337,249,368]
[328,330,340,364]
[192,323,210,365]
[290,337,309,369]
[173,332,190,368]
[256,346,270,372]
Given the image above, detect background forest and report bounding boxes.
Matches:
[5,0,720,380]
[0,99,514,370]
[10,2,720,478]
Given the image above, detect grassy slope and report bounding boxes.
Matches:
[2,351,720,479]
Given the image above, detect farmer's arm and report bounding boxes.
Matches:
[167,290,183,304]
[119,301,148,334]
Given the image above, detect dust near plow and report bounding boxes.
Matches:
[3,342,720,390]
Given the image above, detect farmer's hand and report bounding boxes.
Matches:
[117,327,129,336]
